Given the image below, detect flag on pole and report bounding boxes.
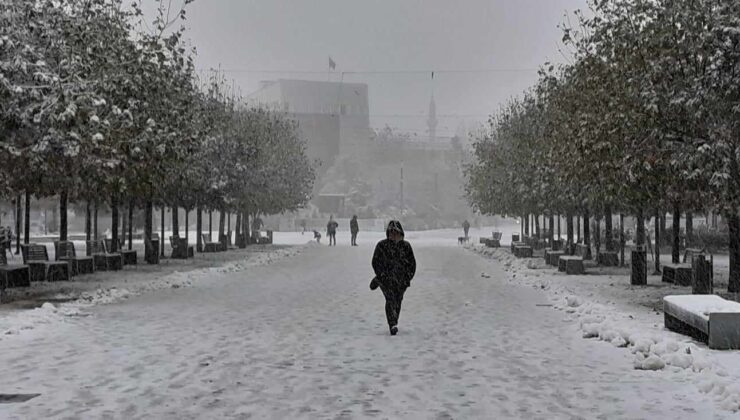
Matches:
[329,56,336,70]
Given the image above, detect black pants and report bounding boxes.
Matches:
[351,232,358,246]
[379,283,406,327]
[329,233,336,245]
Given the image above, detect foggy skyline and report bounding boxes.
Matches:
[166,0,590,136]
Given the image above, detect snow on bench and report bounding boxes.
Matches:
[663,295,740,350]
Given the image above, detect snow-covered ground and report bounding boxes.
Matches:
[468,243,740,414]
[0,225,732,419]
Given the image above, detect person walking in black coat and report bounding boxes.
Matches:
[350,215,359,246]
[370,220,416,335]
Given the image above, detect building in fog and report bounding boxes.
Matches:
[247,79,370,171]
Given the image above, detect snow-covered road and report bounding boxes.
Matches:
[0,238,725,419]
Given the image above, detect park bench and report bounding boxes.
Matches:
[514,245,533,258]
[558,256,585,275]
[661,263,692,286]
[257,230,273,245]
[0,244,30,288]
[170,236,194,259]
[663,295,740,350]
[546,250,565,266]
[511,241,526,253]
[105,238,137,265]
[480,232,502,248]
[86,240,123,271]
[201,233,222,253]
[21,244,70,282]
[597,251,619,267]
[54,241,94,276]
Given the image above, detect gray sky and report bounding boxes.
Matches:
[159,0,590,136]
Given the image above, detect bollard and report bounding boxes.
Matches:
[631,249,647,285]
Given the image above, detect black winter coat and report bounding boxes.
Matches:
[372,239,416,288]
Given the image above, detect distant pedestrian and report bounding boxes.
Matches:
[300,219,307,235]
[350,215,359,246]
[462,219,470,238]
[327,215,339,246]
[370,220,416,336]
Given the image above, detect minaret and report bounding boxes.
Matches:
[427,95,438,142]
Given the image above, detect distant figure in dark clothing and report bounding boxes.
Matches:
[370,220,416,335]
[300,219,307,235]
[350,215,359,246]
[313,230,321,243]
[327,215,339,246]
[462,219,470,238]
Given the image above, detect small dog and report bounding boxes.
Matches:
[313,230,322,243]
[458,236,469,245]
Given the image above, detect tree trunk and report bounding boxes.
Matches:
[144,200,157,264]
[728,212,740,293]
[59,190,68,241]
[209,211,213,238]
[686,212,693,247]
[172,206,179,238]
[160,207,165,257]
[15,195,22,254]
[524,213,530,236]
[219,210,226,244]
[24,191,30,244]
[594,215,601,255]
[660,211,667,246]
[654,209,661,274]
[604,205,613,251]
[111,195,119,252]
[576,215,581,243]
[636,209,645,247]
[583,210,591,249]
[93,202,98,240]
[672,203,680,264]
[128,200,133,250]
[196,207,203,252]
[85,201,91,241]
[548,214,555,245]
[557,214,561,241]
[620,214,625,266]
[566,211,574,254]
[121,203,127,248]
[520,215,524,237]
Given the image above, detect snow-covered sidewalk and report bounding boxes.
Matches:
[0,238,729,419]
[0,244,309,338]
[468,244,740,413]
